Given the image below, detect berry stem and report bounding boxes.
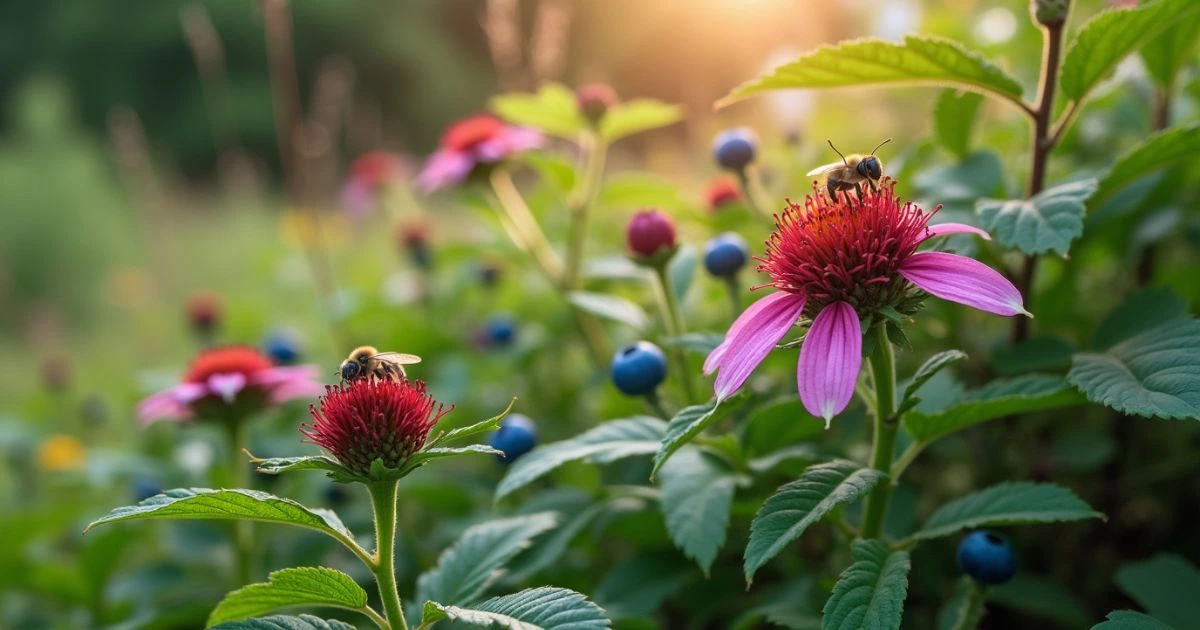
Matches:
[644,390,671,420]
[564,131,608,291]
[860,324,898,540]
[369,479,408,630]
[652,263,700,404]
[722,275,742,321]
[735,168,776,225]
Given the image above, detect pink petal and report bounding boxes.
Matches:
[207,373,247,403]
[136,388,193,425]
[922,222,991,241]
[340,178,376,218]
[254,365,325,403]
[416,150,475,193]
[704,292,799,375]
[708,292,806,400]
[172,382,208,405]
[476,127,543,162]
[899,251,1030,317]
[798,302,862,427]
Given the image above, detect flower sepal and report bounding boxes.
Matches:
[629,244,680,271]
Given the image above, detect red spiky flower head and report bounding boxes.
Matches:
[302,378,453,478]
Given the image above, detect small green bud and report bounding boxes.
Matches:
[1031,0,1069,26]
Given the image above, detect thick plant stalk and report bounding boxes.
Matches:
[369,480,408,630]
[860,325,898,539]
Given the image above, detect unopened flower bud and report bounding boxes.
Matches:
[1031,0,1070,26]
[576,83,617,126]
[626,209,678,264]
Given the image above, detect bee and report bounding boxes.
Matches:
[338,345,422,383]
[806,138,892,199]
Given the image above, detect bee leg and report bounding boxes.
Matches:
[853,183,864,201]
[826,178,839,200]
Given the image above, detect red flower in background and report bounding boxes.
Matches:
[342,151,409,218]
[417,115,542,193]
[704,178,741,210]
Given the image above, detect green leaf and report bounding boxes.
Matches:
[596,174,689,212]
[745,460,885,584]
[1115,554,1200,629]
[1069,316,1200,420]
[1140,10,1200,88]
[505,499,614,583]
[991,335,1075,377]
[405,444,506,468]
[599,99,682,142]
[85,489,356,548]
[659,448,741,574]
[900,350,967,408]
[491,83,586,140]
[933,90,984,159]
[415,512,559,608]
[718,36,1025,111]
[1092,288,1189,351]
[668,244,697,301]
[746,444,823,474]
[206,568,368,627]
[428,400,516,448]
[661,332,726,356]
[989,574,1090,629]
[913,482,1102,541]
[421,587,611,630]
[567,291,649,330]
[935,577,986,630]
[904,375,1087,444]
[1090,125,1200,210]
[248,455,344,477]
[1093,611,1176,630]
[976,179,1097,256]
[821,540,911,630]
[521,152,577,193]
[594,551,694,619]
[651,398,722,478]
[1060,0,1200,102]
[210,614,356,630]
[495,417,667,500]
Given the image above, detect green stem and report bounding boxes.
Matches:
[948,579,988,630]
[564,132,607,291]
[652,263,700,403]
[369,480,408,630]
[722,275,742,320]
[735,168,776,225]
[227,420,253,586]
[860,325,898,540]
[644,390,671,420]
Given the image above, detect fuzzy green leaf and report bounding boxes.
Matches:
[660,448,740,574]
[1090,125,1200,210]
[421,587,611,630]
[567,291,649,330]
[1115,554,1200,629]
[745,461,885,583]
[904,375,1086,444]
[415,512,559,609]
[495,417,667,500]
[207,568,367,627]
[1092,288,1188,351]
[209,614,356,630]
[719,36,1025,110]
[1069,316,1200,420]
[913,482,1102,541]
[976,179,1097,256]
[1060,0,1200,102]
[1140,10,1200,88]
[600,99,683,142]
[428,401,515,449]
[651,399,722,478]
[491,84,586,140]
[249,455,345,477]
[933,90,984,159]
[1093,611,1176,630]
[901,350,967,408]
[822,540,911,630]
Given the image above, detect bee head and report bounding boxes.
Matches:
[857,157,882,181]
[340,360,362,381]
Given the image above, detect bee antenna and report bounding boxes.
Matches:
[827,139,848,166]
[870,137,893,156]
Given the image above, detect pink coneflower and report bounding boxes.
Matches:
[416,115,542,193]
[341,151,408,218]
[301,378,454,477]
[705,182,1028,425]
[137,346,323,425]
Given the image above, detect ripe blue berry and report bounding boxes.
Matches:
[486,315,517,346]
[704,233,749,277]
[610,341,668,396]
[263,328,303,365]
[713,129,757,171]
[957,530,1018,585]
[489,414,538,463]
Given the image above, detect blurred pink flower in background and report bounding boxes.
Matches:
[341,151,410,218]
[417,115,542,193]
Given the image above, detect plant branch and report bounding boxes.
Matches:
[860,325,898,540]
[368,480,408,630]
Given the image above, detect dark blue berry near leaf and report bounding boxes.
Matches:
[489,414,538,463]
[704,233,749,277]
[610,341,668,396]
[958,530,1018,585]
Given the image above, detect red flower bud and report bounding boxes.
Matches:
[576,83,617,125]
[186,291,222,337]
[626,209,678,260]
[704,178,741,211]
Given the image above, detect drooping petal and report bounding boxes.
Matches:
[709,292,807,400]
[255,365,325,403]
[416,150,475,193]
[797,302,862,427]
[899,251,1030,317]
[704,291,800,375]
[476,127,543,162]
[136,388,193,425]
[172,382,208,405]
[922,222,992,241]
[207,373,247,403]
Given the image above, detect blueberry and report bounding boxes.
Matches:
[486,315,517,346]
[610,341,668,396]
[957,530,1018,585]
[263,328,302,365]
[132,477,162,502]
[713,129,757,171]
[489,414,538,463]
[704,233,749,277]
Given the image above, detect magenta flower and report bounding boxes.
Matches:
[705,182,1028,426]
[416,114,542,193]
[340,151,409,218]
[137,345,324,426]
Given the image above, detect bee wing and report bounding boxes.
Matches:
[371,352,423,365]
[805,161,843,177]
